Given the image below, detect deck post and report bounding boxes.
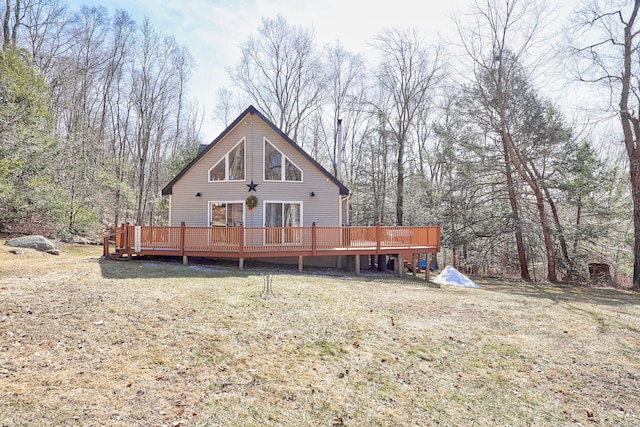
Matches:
[298,256,303,272]
[425,253,430,281]
[103,235,109,258]
[179,222,185,255]
[180,222,187,265]
[412,253,417,277]
[124,223,130,259]
[354,255,360,276]
[397,253,404,277]
[239,224,245,270]
[375,223,381,255]
[311,223,317,256]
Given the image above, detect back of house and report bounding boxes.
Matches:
[162,105,350,229]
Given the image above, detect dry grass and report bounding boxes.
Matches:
[1,242,639,426]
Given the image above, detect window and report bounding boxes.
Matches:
[264,139,302,182]
[285,159,302,181]
[264,202,302,244]
[210,202,244,226]
[209,139,245,181]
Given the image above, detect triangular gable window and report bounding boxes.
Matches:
[264,138,302,182]
[209,138,245,182]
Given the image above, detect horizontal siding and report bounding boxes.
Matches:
[170,115,342,227]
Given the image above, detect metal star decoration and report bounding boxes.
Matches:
[247,180,258,192]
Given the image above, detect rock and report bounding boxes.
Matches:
[9,249,24,255]
[61,236,100,245]
[6,235,56,252]
[46,249,60,255]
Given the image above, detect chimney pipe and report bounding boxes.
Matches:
[337,118,343,182]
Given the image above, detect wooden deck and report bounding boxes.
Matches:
[103,223,440,274]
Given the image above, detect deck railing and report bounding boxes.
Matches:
[104,223,441,258]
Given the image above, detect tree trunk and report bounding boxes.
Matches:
[545,187,571,274]
[573,194,582,255]
[396,137,404,225]
[534,190,557,282]
[502,132,557,283]
[619,0,640,291]
[502,141,530,281]
[536,166,572,274]
[3,0,10,48]
[632,164,640,290]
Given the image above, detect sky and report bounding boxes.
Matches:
[66,0,579,138]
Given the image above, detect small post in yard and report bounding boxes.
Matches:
[261,273,275,298]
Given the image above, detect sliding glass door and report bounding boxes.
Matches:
[264,202,301,244]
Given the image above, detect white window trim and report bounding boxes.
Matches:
[263,137,303,182]
[208,137,246,182]
[208,200,246,226]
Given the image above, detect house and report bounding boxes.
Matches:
[103,105,439,277]
[162,105,350,229]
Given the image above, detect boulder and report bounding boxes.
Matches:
[6,235,56,252]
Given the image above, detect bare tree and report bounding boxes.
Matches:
[456,0,563,282]
[570,0,640,290]
[130,18,190,224]
[323,42,367,178]
[22,0,70,73]
[212,87,246,129]
[371,28,442,225]
[2,0,22,48]
[228,15,325,142]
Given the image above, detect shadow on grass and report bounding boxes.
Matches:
[97,255,439,286]
[98,255,252,280]
[99,255,369,280]
[357,274,441,288]
[476,277,640,307]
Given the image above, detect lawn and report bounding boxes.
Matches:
[1,243,639,426]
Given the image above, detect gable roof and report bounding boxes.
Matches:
[162,105,349,196]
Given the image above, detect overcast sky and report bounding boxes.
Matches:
[67,0,579,138]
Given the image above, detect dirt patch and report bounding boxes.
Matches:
[1,244,640,426]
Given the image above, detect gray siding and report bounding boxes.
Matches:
[170,116,342,227]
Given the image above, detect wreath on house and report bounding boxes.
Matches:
[246,195,258,210]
